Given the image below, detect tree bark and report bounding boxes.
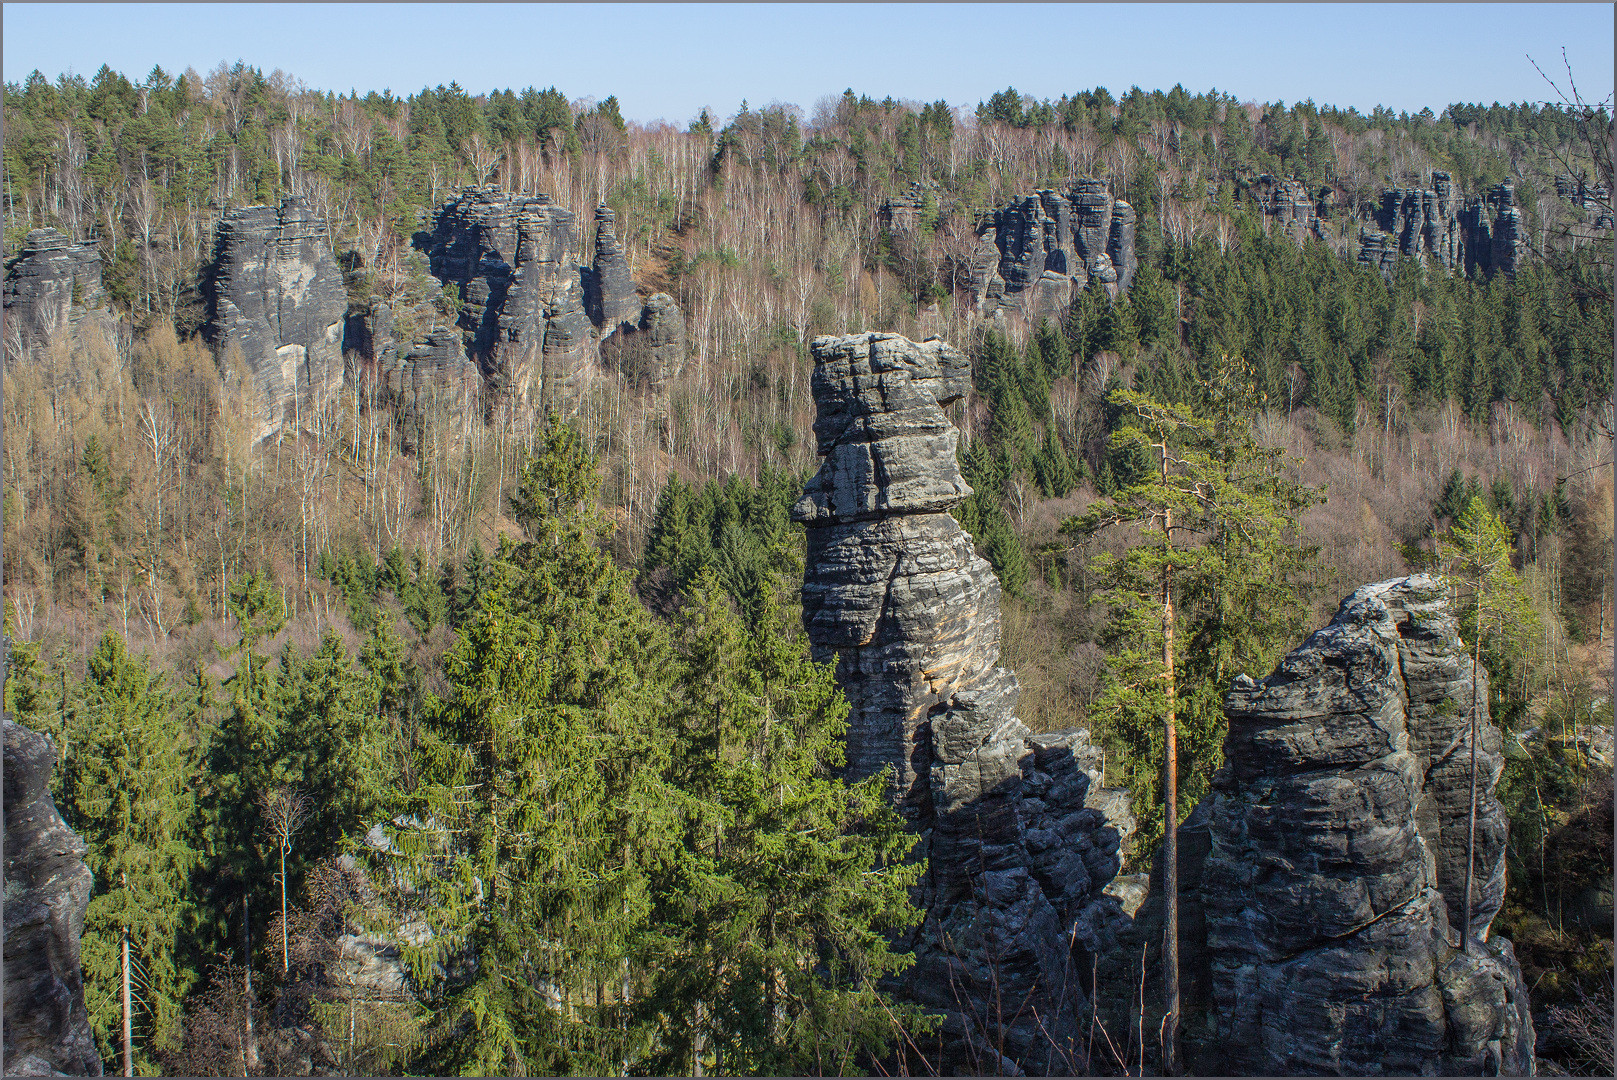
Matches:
[1161,528,1180,1077]
[122,930,134,1077]
[1461,607,1482,953]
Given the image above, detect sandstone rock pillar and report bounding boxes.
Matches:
[794,332,1134,1075]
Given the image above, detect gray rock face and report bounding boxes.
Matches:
[3,228,112,360]
[1249,174,1326,242]
[425,186,595,411]
[418,187,689,411]
[586,204,640,332]
[1120,577,1534,1076]
[3,718,103,1077]
[1358,174,1524,278]
[967,180,1137,325]
[204,199,348,443]
[794,332,1133,1074]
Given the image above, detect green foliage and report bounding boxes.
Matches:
[1066,379,1322,853]
[65,632,201,1071]
[394,418,682,1075]
[641,573,929,1075]
[640,465,805,623]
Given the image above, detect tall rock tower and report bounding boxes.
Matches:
[794,332,1135,1074]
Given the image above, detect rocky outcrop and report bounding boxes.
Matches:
[880,181,934,232]
[1116,576,1535,1076]
[602,291,687,388]
[3,717,102,1077]
[203,199,348,443]
[793,332,1133,1074]
[1358,174,1525,278]
[585,204,640,332]
[1248,174,1326,242]
[418,187,688,411]
[967,180,1137,324]
[3,228,113,360]
[423,186,595,410]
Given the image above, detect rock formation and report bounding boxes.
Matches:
[422,186,595,410]
[419,187,688,412]
[3,717,103,1077]
[3,228,113,360]
[967,180,1138,325]
[203,198,348,443]
[585,204,641,332]
[1357,173,1524,279]
[1115,576,1535,1076]
[1248,174,1326,242]
[793,332,1134,1074]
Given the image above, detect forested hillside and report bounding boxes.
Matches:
[2,63,1612,1075]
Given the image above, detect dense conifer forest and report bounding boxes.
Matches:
[2,63,1612,1074]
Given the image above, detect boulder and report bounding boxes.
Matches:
[794,332,1133,1074]
[3,717,102,1076]
[203,199,347,443]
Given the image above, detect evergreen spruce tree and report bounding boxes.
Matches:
[395,417,680,1076]
[644,573,928,1076]
[66,632,201,1072]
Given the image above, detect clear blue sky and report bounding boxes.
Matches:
[4,3,1612,125]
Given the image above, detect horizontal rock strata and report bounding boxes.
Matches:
[1117,576,1534,1076]
[3,228,114,360]
[794,332,1133,1074]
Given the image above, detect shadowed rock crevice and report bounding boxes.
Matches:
[794,332,1134,1075]
[965,180,1139,329]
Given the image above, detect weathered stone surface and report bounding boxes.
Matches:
[1115,576,1534,1076]
[423,186,594,410]
[966,180,1137,324]
[795,332,1133,1074]
[1249,174,1327,243]
[3,717,102,1077]
[203,199,348,443]
[414,187,689,411]
[3,228,113,360]
[585,204,640,331]
[1358,173,1525,279]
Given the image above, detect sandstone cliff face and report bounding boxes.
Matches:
[793,332,1134,1074]
[3,718,102,1077]
[423,186,594,410]
[1116,576,1534,1076]
[585,204,640,332]
[1357,173,1525,279]
[204,199,348,443]
[419,187,686,412]
[3,228,113,361]
[968,180,1138,326]
[1248,174,1327,242]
